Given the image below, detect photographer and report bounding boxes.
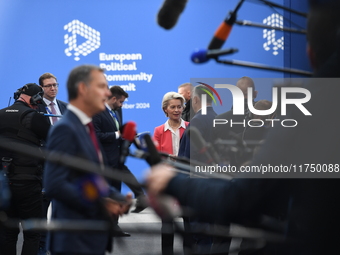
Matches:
[0,83,50,255]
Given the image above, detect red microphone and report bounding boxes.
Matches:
[119,121,137,165]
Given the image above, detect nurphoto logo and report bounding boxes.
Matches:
[200,82,311,128]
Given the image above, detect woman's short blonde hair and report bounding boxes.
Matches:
[162,91,185,117]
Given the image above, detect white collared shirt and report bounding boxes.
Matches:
[164,119,187,156]
[44,98,62,125]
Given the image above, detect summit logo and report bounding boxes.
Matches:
[263,14,284,56]
[64,20,101,61]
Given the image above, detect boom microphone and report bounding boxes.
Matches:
[119,121,137,165]
[208,0,245,49]
[157,0,188,30]
[191,48,238,63]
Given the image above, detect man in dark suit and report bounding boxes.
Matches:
[178,84,217,162]
[212,76,257,142]
[93,86,146,216]
[178,82,195,122]
[211,76,257,166]
[37,72,68,255]
[177,84,217,255]
[37,73,67,124]
[147,1,340,255]
[44,65,131,255]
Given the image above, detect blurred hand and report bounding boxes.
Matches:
[169,154,176,161]
[122,192,133,213]
[104,193,133,216]
[146,163,176,195]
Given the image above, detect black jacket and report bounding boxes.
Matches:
[0,101,50,180]
[181,99,195,122]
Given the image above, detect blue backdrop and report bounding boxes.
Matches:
[0,0,310,195]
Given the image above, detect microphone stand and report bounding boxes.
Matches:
[215,58,313,76]
[235,20,306,34]
[258,0,307,17]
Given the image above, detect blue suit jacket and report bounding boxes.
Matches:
[93,108,122,168]
[44,109,120,254]
[55,99,68,114]
[178,107,217,162]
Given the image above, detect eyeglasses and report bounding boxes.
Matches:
[42,83,59,88]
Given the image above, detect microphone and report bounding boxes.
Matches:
[119,121,137,165]
[42,113,63,118]
[157,0,188,30]
[134,131,151,151]
[191,48,238,63]
[142,134,162,166]
[208,0,245,49]
[76,174,110,202]
[187,126,221,165]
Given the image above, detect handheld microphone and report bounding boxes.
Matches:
[208,0,245,49]
[119,121,137,165]
[187,126,221,165]
[191,48,238,63]
[134,131,151,151]
[157,0,188,30]
[76,174,110,203]
[142,134,162,166]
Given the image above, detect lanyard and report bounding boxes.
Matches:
[45,106,52,114]
[109,109,119,129]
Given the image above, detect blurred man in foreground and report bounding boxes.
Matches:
[44,65,131,255]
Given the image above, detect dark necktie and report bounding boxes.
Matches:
[87,122,101,161]
[50,102,58,124]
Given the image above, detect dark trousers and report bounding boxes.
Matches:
[109,164,144,227]
[110,164,144,198]
[161,219,174,255]
[2,180,42,255]
[190,218,213,255]
[161,217,193,255]
[38,191,50,250]
[53,253,104,255]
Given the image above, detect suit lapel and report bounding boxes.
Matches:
[57,100,66,114]
[67,111,100,164]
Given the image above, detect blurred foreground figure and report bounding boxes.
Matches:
[147,1,340,254]
[44,65,131,255]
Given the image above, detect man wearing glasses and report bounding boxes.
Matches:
[38,73,67,125]
[37,73,67,255]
